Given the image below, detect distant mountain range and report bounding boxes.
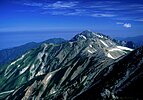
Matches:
[0,38,66,66]
[113,39,137,49]
[116,35,143,48]
[1,30,138,99]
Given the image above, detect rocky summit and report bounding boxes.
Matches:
[1,30,142,100]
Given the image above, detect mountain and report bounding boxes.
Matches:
[75,45,143,100]
[0,42,40,66]
[124,35,143,47]
[113,39,136,49]
[116,35,143,48]
[42,38,66,44]
[0,30,133,99]
[0,38,66,66]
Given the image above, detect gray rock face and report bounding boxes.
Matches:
[0,30,133,99]
[74,46,143,100]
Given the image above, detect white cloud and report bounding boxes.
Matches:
[46,1,78,9]
[41,9,85,16]
[92,13,116,17]
[116,22,124,24]
[123,23,132,28]
[95,1,120,4]
[89,5,109,8]
[65,12,80,15]
[129,4,143,7]
[116,22,132,28]
[47,11,67,15]
[23,3,43,7]
[65,9,85,15]
[20,1,142,21]
[135,19,143,22]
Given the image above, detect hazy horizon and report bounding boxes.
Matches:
[1,30,143,50]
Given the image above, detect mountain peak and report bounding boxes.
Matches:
[80,30,95,38]
[71,30,109,41]
[79,30,110,39]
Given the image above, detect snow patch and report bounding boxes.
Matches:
[100,40,109,47]
[46,74,52,82]
[36,71,45,76]
[0,90,14,95]
[29,64,35,80]
[88,50,94,53]
[109,41,113,45]
[17,65,20,68]
[30,64,35,70]
[89,44,92,48]
[108,46,132,53]
[9,54,25,66]
[7,69,16,79]
[109,48,123,52]
[50,88,56,94]
[117,46,133,51]
[5,52,29,75]
[96,34,103,38]
[41,62,45,69]
[80,35,87,39]
[37,52,44,62]
[82,76,87,82]
[37,43,48,63]
[87,49,96,54]
[20,66,29,74]
[107,53,116,59]
[35,62,46,77]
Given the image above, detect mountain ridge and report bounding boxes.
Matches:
[115,35,143,48]
[0,30,134,99]
[74,45,143,99]
[0,38,66,66]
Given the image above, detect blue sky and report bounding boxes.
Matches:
[0,0,143,49]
